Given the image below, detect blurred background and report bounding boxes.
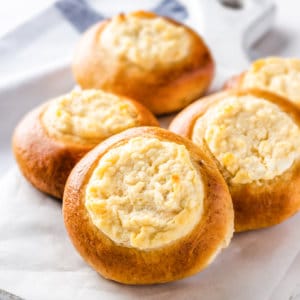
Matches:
[0,0,299,89]
[0,0,299,55]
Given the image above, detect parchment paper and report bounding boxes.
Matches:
[1,164,300,300]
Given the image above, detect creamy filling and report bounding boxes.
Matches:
[85,137,204,249]
[242,57,300,105]
[100,14,191,70]
[42,89,138,144]
[192,95,300,184]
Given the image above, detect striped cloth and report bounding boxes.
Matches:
[0,0,189,84]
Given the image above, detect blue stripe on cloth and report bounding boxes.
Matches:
[153,0,188,21]
[55,0,188,33]
[55,0,105,32]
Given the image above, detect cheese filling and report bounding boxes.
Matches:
[100,14,191,70]
[85,137,204,250]
[42,89,138,144]
[242,57,300,105]
[192,95,300,184]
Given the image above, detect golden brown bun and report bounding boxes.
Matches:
[63,127,233,284]
[223,57,300,108]
[12,96,158,199]
[72,11,214,115]
[169,89,300,232]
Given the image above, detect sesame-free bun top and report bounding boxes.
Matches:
[86,137,204,250]
[63,127,233,284]
[101,13,191,70]
[192,94,300,184]
[170,90,300,231]
[72,11,214,115]
[224,57,300,107]
[13,89,158,199]
[42,89,149,145]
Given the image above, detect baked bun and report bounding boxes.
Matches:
[224,57,300,107]
[63,127,233,284]
[13,89,158,199]
[72,11,214,115]
[170,89,300,232]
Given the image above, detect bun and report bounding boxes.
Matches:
[63,126,233,284]
[72,11,214,115]
[223,57,300,108]
[170,89,300,231]
[13,89,158,199]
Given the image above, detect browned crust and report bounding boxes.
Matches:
[169,89,300,232]
[12,96,159,199]
[72,11,214,115]
[63,126,233,284]
[222,73,245,90]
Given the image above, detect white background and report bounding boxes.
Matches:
[0,0,300,57]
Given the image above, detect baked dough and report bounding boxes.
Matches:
[224,57,300,107]
[169,89,300,231]
[63,127,233,284]
[72,11,214,115]
[13,89,158,199]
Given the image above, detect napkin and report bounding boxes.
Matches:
[0,0,188,172]
[0,0,188,86]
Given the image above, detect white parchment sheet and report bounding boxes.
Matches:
[1,167,300,300]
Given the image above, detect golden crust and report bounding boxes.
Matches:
[12,96,158,199]
[63,127,233,284]
[169,89,300,232]
[72,11,214,115]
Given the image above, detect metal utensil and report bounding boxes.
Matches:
[187,0,276,87]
